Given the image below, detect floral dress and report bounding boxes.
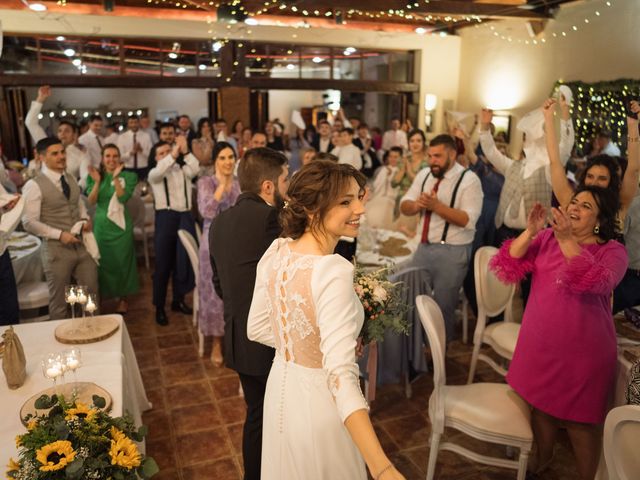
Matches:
[197,176,241,336]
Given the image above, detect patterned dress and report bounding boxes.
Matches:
[197,176,240,336]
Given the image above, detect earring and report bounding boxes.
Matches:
[594,225,600,234]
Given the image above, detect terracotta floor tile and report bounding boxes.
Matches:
[142,409,173,440]
[217,398,247,426]
[159,345,200,367]
[171,403,222,436]
[125,321,154,338]
[203,363,238,379]
[135,348,161,370]
[387,451,426,479]
[165,380,214,408]
[162,362,207,386]
[146,438,179,471]
[140,367,164,390]
[420,449,479,479]
[149,468,181,480]
[130,334,158,352]
[176,428,233,466]
[146,388,167,412]
[157,331,195,349]
[226,423,243,455]
[211,375,241,400]
[380,413,430,450]
[374,423,399,454]
[181,458,240,480]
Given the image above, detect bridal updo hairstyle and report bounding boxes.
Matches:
[281,160,366,240]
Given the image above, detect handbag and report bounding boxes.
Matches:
[2,326,27,389]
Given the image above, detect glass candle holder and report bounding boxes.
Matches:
[42,353,64,399]
[62,348,82,399]
[64,285,78,324]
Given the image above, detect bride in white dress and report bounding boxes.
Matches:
[248,161,405,480]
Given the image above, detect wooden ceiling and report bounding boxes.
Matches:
[5,0,578,33]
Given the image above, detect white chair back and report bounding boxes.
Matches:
[127,193,146,230]
[604,405,640,480]
[474,246,515,318]
[178,229,199,286]
[415,295,446,390]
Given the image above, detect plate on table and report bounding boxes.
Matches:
[20,382,112,425]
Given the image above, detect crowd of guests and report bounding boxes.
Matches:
[0,83,639,480]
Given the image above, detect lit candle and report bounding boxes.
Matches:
[66,358,79,370]
[85,299,96,313]
[68,292,77,303]
[46,367,61,378]
[77,292,87,304]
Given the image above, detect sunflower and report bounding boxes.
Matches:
[109,427,141,470]
[26,418,38,431]
[35,440,76,472]
[6,457,20,476]
[14,436,22,449]
[65,402,98,422]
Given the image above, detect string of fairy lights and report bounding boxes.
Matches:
[556,80,640,154]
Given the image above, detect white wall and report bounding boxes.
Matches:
[267,90,323,128]
[457,0,640,154]
[24,87,208,124]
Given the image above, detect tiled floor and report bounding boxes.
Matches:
[121,268,580,480]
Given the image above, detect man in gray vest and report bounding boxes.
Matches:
[21,137,98,320]
[401,134,483,342]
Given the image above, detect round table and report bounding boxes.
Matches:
[8,232,43,284]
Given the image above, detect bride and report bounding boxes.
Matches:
[248,160,404,480]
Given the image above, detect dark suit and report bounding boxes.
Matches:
[354,137,381,178]
[311,135,334,154]
[209,192,280,480]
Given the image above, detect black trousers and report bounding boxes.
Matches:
[152,210,195,309]
[237,372,269,480]
[0,249,19,325]
[613,269,640,313]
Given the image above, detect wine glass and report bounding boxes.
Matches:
[42,353,64,398]
[84,293,98,331]
[65,285,78,321]
[62,348,82,399]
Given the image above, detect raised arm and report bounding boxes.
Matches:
[478,109,512,175]
[542,98,574,208]
[619,102,640,215]
[24,86,51,143]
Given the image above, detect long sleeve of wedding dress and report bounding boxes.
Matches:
[247,245,277,349]
[312,255,369,423]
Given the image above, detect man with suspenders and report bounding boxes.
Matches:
[400,134,483,343]
[148,135,199,325]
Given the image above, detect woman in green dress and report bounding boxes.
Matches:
[86,144,139,314]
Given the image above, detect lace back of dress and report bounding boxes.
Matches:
[266,245,323,369]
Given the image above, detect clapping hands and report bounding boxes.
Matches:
[526,203,547,237]
[550,207,572,241]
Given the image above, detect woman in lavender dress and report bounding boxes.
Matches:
[197,142,241,366]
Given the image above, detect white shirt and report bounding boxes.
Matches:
[24,101,91,184]
[142,127,159,145]
[148,152,199,212]
[21,165,89,240]
[381,129,408,152]
[602,142,621,157]
[319,137,332,153]
[0,184,23,256]
[371,166,399,201]
[117,130,152,169]
[479,119,575,229]
[333,143,363,170]
[79,130,106,168]
[401,163,483,245]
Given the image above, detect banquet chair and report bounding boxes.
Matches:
[129,195,154,270]
[603,405,640,480]
[17,281,50,322]
[177,229,204,357]
[467,246,519,384]
[416,295,532,480]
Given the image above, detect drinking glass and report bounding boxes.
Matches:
[65,285,78,321]
[41,353,64,398]
[62,348,82,398]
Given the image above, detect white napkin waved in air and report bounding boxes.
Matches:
[107,178,127,230]
[71,220,100,265]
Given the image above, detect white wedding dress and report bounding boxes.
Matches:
[248,238,369,480]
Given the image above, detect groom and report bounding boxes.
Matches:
[209,147,289,480]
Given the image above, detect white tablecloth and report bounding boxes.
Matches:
[7,231,43,284]
[355,227,418,268]
[0,315,151,462]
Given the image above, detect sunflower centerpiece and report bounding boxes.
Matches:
[7,394,158,479]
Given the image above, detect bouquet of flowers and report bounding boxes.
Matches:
[7,394,158,480]
[354,266,411,344]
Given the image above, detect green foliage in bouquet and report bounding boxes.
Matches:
[7,394,158,480]
[354,266,411,344]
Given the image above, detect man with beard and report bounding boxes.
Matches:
[209,147,289,480]
[400,134,483,343]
